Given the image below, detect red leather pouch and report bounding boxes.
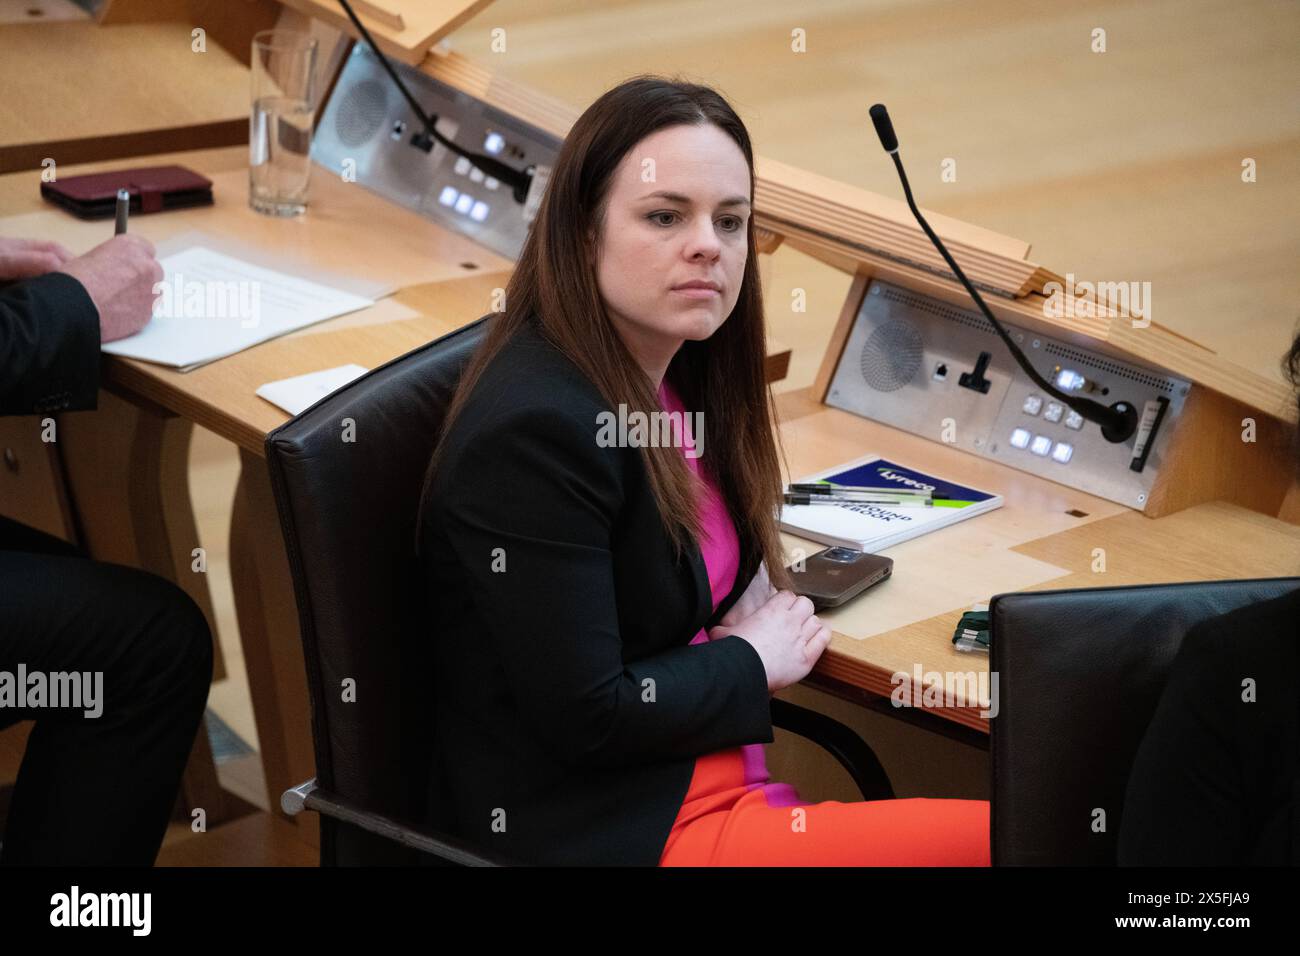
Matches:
[40,164,214,219]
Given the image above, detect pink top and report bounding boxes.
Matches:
[658,379,800,805]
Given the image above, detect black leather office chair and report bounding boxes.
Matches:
[265,314,894,866]
[989,576,1300,866]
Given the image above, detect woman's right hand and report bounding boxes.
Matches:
[708,590,831,694]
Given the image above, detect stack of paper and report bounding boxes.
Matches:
[101,246,375,371]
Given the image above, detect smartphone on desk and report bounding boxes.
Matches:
[787,546,892,610]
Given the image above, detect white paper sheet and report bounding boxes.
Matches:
[100,246,375,371]
[256,364,370,416]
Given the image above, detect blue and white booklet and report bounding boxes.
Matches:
[779,454,1003,552]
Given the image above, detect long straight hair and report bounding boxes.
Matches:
[419,74,793,592]
[1286,323,1300,471]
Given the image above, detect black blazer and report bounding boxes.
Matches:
[418,317,774,865]
[0,272,100,416]
[1118,585,1300,865]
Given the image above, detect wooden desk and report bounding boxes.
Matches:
[0,22,252,173]
[774,387,1300,740]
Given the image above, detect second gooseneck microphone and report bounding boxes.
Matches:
[868,104,1137,444]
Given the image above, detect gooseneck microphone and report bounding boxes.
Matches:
[337,0,534,204]
[869,103,898,153]
[867,104,1137,443]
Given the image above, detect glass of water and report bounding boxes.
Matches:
[249,30,319,217]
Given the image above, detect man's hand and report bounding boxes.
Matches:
[0,237,74,280]
[715,560,776,632]
[56,235,163,343]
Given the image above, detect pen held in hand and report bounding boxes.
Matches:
[115,188,129,235]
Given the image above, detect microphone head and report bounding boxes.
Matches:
[869,103,898,153]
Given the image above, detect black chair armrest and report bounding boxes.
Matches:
[281,780,522,867]
[770,697,894,800]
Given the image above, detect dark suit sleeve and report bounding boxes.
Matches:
[0,272,101,416]
[1117,620,1243,865]
[437,403,774,771]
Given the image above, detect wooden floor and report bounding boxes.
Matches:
[156,812,317,867]
[3,0,1296,865]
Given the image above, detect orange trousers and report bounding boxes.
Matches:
[658,748,990,866]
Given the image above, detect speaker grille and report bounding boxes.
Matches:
[859,319,923,392]
[334,79,388,148]
[882,286,996,334]
[1043,342,1178,394]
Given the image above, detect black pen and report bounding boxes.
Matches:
[789,482,931,498]
[115,188,129,235]
[787,483,956,502]
[783,492,933,508]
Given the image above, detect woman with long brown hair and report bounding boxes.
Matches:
[417,75,990,866]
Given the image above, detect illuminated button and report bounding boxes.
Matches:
[1051,441,1074,464]
[1009,427,1031,449]
[469,166,485,183]
[484,131,505,154]
[1030,435,1052,457]
[470,200,489,222]
[1056,369,1086,391]
[1022,394,1043,415]
[485,176,499,190]
[454,193,474,215]
[1044,402,1064,423]
[454,156,471,175]
[1065,409,1084,430]
[437,185,458,207]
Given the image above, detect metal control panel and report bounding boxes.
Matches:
[312,44,562,261]
[825,280,1191,510]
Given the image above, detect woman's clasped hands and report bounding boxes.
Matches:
[708,563,832,694]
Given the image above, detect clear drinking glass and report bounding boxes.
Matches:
[249,30,319,216]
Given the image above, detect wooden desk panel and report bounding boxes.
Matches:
[0,147,514,288]
[0,22,251,173]
[281,0,491,66]
[776,388,1300,733]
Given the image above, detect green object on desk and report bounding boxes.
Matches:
[952,610,990,652]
